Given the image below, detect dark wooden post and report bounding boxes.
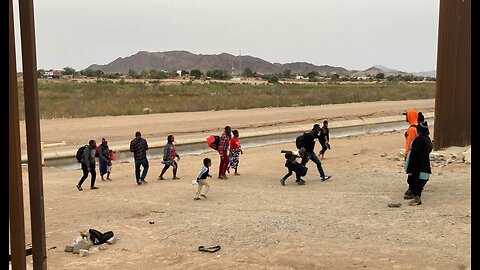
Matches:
[434,0,471,149]
[18,0,47,268]
[9,0,27,268]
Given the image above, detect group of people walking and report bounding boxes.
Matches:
[76,127,244,200]
[194,126,243,200]
[76,112,431,206]
[76,138,114,190]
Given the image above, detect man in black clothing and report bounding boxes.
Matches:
[130,131,149,185]
[319,120,330,159]
[77,139,99,190]
[300,124,331,181]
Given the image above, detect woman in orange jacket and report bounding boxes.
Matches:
[403,109,418,199]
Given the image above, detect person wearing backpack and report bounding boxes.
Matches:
[76,139,99,191]
[158,135,180,180]
[299,124,331,181]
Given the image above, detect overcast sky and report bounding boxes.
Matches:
[13,0,440,73]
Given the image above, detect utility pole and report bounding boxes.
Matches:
[239,50,242,76]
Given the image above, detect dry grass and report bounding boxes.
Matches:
[16,81,435,119]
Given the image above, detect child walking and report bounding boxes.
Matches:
[228,129,243,175]
[280,147,308,185]
[194,158,212,200]
[106,149,115,180]
[158,135,180,180]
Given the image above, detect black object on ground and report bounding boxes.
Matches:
[198,245,221,253]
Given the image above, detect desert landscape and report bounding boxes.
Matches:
[14,99,470,270]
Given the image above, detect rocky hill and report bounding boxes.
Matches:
[87,50,349,76]
[86,50,433,77]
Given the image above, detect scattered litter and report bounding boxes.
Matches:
[65,229,116,256]
[198,245,221,253]
[387,203,402,208]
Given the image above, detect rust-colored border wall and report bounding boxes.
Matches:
[9,0,27,268]
[434,0,471,149]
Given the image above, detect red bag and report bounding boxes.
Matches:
[207,135,220,150]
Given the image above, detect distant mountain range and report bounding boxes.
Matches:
[86,50,436,77]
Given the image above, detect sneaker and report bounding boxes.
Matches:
[90,186,99,190]
[200,194,207,198]
[280,179,285,186]
[194,198,201,200]
[173,177,180,180]
[404,189,412,196]
[140,180,148,184]
[76,185,83,191]
[137,181,142,185]
[321,175,331,181]
[158,176,165,180]
[404,194,414,200]
[297,181,305,185]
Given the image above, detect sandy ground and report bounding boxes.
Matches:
[15,101,470,269]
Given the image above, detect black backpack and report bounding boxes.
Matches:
[76,145,88,163]
[295,133,306,149]
[298,164,308,176]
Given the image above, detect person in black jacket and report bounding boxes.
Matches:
[280,147,307,186]
[405,121,432,206]
[319,120,330,159]
[300,124,331,181]
[77,139,98,190]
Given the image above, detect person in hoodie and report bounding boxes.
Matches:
[404,121,432,206]
[403,110,419,159]
[402,109,418,199]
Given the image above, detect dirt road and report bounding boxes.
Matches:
[22,99,435,149]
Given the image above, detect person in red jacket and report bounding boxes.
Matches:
[228,130,243,175]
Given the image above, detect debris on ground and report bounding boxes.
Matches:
[385,146,471,168]
[65,230,117,256]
